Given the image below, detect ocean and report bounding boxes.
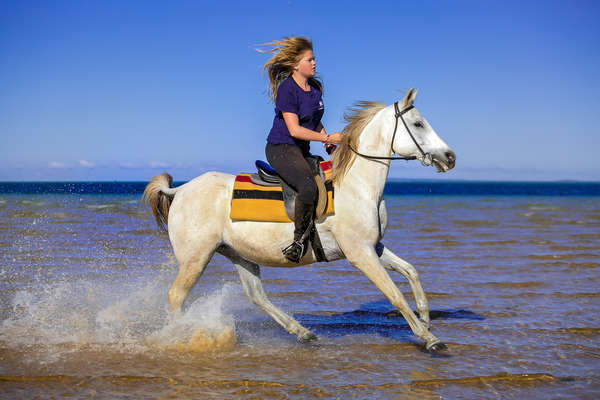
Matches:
[0,180,598,398]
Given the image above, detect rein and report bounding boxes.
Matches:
[348,102,433,166]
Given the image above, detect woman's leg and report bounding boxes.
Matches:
[266,143,317,205]
[266,143,318,261]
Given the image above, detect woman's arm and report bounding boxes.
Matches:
[282,112,327,142]
[283,113,342,144]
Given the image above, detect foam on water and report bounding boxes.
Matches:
[0,270,239,359]
[18,200,46,206]
[84,204,116,210]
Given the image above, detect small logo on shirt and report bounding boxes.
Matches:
[318,101,324,110]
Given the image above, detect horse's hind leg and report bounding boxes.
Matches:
[223,251,316,342]
[168,249,215,316]
[378,243,431,328]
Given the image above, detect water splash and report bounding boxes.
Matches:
[0,272,239,357]
[146,284,237,352]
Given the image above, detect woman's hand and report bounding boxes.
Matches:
[326,132,343,144]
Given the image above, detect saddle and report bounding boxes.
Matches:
[230,158,334,262]
[253,157,329,221]
[230,158,334,224]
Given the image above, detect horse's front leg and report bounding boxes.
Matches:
[378,243,431,328]
[349,246,446,352]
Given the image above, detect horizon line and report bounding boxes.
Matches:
[0,179,599,184]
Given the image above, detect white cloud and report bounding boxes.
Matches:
[78,159,94,168]
[148,161,170,168]
[118,162,139,169]
[49,161,69,169]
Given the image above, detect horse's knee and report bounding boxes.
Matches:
[388,256,419,281]
[406,266,419,281]
[241,282,267,307]
[247,293,266,308]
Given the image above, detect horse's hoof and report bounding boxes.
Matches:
[426,341,448,353]
[298,331,317,343]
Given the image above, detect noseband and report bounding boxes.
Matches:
[349,102,433,166]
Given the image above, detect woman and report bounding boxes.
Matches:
[259,37,342,263]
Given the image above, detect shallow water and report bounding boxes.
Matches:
[0,190,599,398]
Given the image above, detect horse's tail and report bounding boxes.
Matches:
[142,173,178,231]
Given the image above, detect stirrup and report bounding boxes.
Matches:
[282,240,305,263]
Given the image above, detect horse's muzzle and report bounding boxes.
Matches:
[433,151,456,172]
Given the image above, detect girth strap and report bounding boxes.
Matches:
[310,225,328,262]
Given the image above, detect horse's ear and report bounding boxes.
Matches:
[411,89,419,103]
[402,88,418,107]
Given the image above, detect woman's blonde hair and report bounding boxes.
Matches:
[257,36,323,103]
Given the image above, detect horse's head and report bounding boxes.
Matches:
[392,89,456,172]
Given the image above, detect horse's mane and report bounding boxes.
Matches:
[331,101,386,183]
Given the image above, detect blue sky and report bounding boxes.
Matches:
[1,0,599,181]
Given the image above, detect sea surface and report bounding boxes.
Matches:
[0,181,599,399]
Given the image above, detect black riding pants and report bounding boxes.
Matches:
[265,143,317,206]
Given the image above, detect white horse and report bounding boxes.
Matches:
[143,89,455,351]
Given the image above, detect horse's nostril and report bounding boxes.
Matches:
[445,151,456,162]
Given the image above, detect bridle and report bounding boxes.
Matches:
[349,102,433,166]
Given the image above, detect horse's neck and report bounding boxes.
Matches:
[340,110,393,201]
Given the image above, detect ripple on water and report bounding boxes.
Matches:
[473,281,546,288]
[13,229,47,237]
[17,200,46,206]
[476,239,518,246]
[432,240,461,247]
[527,253,599,261]
[529,327,600,337]
[451,219,498,227]
[409,372,567,388]
[122,229,164,237]
[10,210,48,219]
[571,233,600,240]
[555,292,600,298]
[49,219,83,225]
[418,227,440,233]
[83,204,117,210]
[549,244,600,251]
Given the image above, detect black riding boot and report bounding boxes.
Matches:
[282,199,314,263]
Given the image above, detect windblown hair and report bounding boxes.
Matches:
[330,101,387,183]
[142,173,174,231]
[257,36,323,102]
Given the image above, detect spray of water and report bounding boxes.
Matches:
[0,269,240,358]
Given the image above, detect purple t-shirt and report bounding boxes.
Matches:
[266,76,324,155]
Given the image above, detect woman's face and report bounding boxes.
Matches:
[295,50,316,78]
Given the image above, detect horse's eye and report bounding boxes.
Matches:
[414,121,424,128]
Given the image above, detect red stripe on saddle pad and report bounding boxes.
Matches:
[235,175,253,183]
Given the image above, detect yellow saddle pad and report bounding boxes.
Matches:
[230,161,334,223]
